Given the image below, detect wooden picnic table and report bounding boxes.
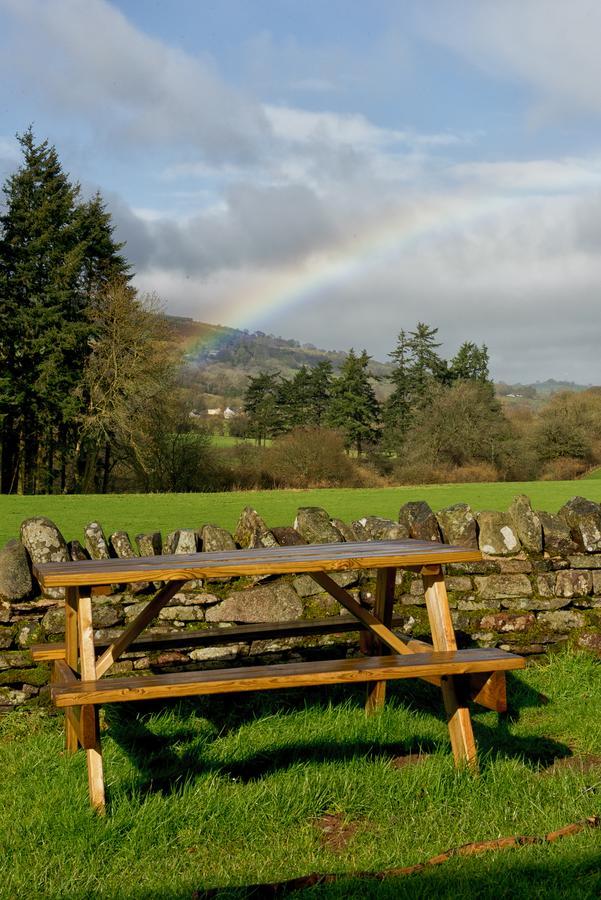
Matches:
[32,539,525,813]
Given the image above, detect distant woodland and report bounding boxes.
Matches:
[1,131,601,495]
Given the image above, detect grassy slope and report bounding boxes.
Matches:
[0,652,599,898]
[1,481,601,546]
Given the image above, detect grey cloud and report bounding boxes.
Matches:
[0,0,271,163]
[110,182,339,276]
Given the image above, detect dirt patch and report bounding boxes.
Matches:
[312,812,359,853]
[543,753,601,775]
[390,753,429,769]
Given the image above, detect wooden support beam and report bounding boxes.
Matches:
[77,593,105,813]
[423,568,477,770]
[64,587,79,753]
[95,580,185,678]
[365,567,396,714]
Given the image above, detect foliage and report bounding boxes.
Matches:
[326,350,380,455]
[268,427,358,488]
[0,129,129,494]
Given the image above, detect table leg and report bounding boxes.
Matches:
[365,567,396,715]
[422,568,477,770]
[64,587,79,753]
[77,589,106,814]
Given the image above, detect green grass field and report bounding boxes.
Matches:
[1,651,599,898]
[1,481,601,546]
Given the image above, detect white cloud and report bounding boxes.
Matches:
[422,0,601,120]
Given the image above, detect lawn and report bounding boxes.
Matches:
[1,481,601,546]
[0,651,599,898]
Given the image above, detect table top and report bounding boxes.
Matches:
[33,539,482,588]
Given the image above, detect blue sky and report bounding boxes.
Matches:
[1,0,601,382]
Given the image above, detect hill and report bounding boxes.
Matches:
[167,316,393,408]
[167,316,595,411]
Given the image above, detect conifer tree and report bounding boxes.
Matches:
[0,128,131,493]
[327,349,380,455]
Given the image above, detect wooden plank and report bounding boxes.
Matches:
[52,648,524,707]
[423,569,478,770]
[54,660,97,749]
[33,619,508,713]
[77,593,105,813]
[33,540,482,588]
[64,587,79,753]
[95,580,185,678]
[365,567,396,714]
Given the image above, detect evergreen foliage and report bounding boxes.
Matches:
[0,129,131,493]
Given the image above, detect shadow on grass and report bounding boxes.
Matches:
[188,847,601,900]
[104,670,570,798]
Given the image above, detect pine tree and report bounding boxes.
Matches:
[327,349,380,455]
[407,322,445,399]
[0,128,132,493]
[449,341,491,384]
[243,372,281,445]
[384,329,413,447]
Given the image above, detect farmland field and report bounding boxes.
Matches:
[1,481,600,546]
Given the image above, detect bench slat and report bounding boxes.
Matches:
[52,648,524,707]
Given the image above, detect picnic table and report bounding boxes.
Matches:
[32,538,525,813]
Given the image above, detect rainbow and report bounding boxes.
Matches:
[181,188,518,359]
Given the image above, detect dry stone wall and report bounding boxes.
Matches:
[1,494,601,709]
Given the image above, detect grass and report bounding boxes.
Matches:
[0,651,599,898]
[2,481,601,547]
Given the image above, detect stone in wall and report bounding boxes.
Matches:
[558,496,601,552]
[20,517,70,600]
[537,512,574,556]
[68,539,89,561]
[509,495,543,553]
[136,532,162,556]
[110,531,136,559]
[294,507,344,544]
[477,511,520,556]
[270,526,303,546]
[205,581,303,623]
[437,504,478,549]
[200,524,236,553]
[398,501,441,542]
[0,540,32,602]
[474,574,532,600]
[293,571,358,598]
[235,507,278,548]
[84,522,111,560]
[165,529,197,554]
[554,570,592,598]
[355,516,408,541]
[330,518,357,541]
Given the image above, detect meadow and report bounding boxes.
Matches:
[1,481,601,546]
[0,651,599,898]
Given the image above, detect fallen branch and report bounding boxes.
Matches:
[195,816,599,898]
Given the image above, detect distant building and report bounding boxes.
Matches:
[223,406,238,419]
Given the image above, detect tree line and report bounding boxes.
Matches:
[242,324,495,456]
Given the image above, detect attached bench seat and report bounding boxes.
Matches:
[51,648,523,707]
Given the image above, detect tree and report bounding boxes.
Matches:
[77,281,177,492]
[450,341,491,384]
[243,372,281,445]
[407,322,445,397]
[384,329,413,448]
[327,349,380,455]
[0,128,130,493]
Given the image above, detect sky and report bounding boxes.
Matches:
[0,0,600,383]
